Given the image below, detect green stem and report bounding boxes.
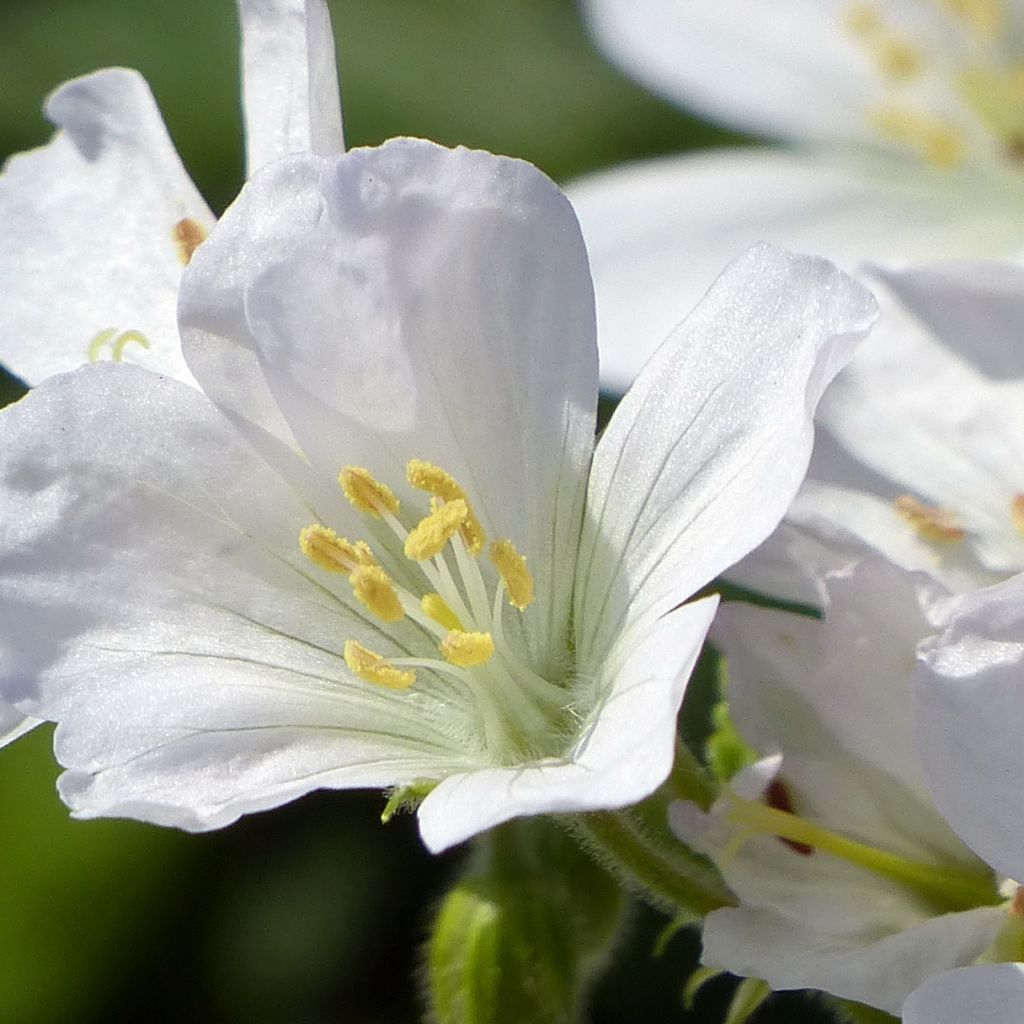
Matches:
[567,807,735,916]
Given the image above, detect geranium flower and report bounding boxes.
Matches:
[672,551,1024,1013]
[0,137,873,852]
[0,0,343,387]
[572,0,1024,392]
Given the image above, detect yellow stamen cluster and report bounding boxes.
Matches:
[340,466,400,518]
[404,499,469,561]
[299,525,376,574]
[299,460,542,695]
[87,328,152,363]
[844,3,923,83]
[947,0,1004,38]
[441,630,496,668]
[894,494,967,543]
[343,640,415,690]
[490,539,535,610]
[1010,495,1024,536]
[407,459,486,554]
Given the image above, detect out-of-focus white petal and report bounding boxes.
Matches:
[237,0,344,176]
[575,244,875,666]
[873,261,1024,381]
[0,365,470,830]
[915,574,1024,883]
[417,595,718,853]
[820,277,1024,574]
[0,69,213,385]
[583,0,912,143]
[903,964,1024,1024]
[569,149,1018,392]
[238,141,598,665]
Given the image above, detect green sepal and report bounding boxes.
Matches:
[682,965,722,1009]
[724,978,771,1024]
[706,661,757,784]
[380,779,436,823]
[833,998,900,1024]
[424,819,625,1024]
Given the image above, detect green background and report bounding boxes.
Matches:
[0,2,827,1021]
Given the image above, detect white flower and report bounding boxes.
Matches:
[571,0,1024,392]
[0,135,874,852]
[732,259,1024,605]
[671,552,1024,1013]
[0,0,343,388]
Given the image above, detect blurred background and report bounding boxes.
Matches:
[0,2,832,1021]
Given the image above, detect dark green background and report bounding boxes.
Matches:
[0,3,828,1021]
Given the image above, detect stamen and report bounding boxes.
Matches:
[844,2,881,36]
[350,565,405,623]
[490,539,535,609]
[869,105,965,167]
[873,35,923,82]
[406,459,486,554]
[87,328,151,363]
[1012,495,1024,536]
[87,328,118,363]
[441,630,495,668]
[421,593,464,631]
[172,217,208,266]
[340,466,400,518]
[404,499,468,561]
[894,494,967,542]
[343,640,415,690]
[299,525,376,575]
[947,0,1003,38]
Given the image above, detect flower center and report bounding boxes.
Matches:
[844,0,1024,172]
[299,459,566,760]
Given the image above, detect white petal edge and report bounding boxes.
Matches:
[237,0,344,176]
[575,243,876,668]
[416,594,719,853]
[567,149,1023,393]
[903,964,1024,1024]
[0,69,213,385]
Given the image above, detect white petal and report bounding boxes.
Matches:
[417,595,718,853]
[569,149,1020,392]
[903,964,1024,1024]
[0,365,469,830]
[238,141,598,665]
[820,276,1024,574]
[576,244,876,668]
[716,560,973,865]
[914,574,1024,882]
[582,0,902,143]
[237,0,344,176]
[702,902,1004,1014]
[0,69,213,386]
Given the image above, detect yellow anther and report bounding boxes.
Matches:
[404,499,468,561]
[111,330,151,361]
[869,105,965,168]
[894,495,966,543]
[343,640,415,690]
[299,525,376,575]
[844,2,882,36]
[959,67,1024,157]
[874,36,923,82]
[421,593,464,632]
[350,565,405,623]
[339,466,400,518]
[172,217,208,266]
[489,539,535,610]
[406,459,486,554]
[441,630,495,668]
[947,0,1003,38]
[1010,495,1024,536]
